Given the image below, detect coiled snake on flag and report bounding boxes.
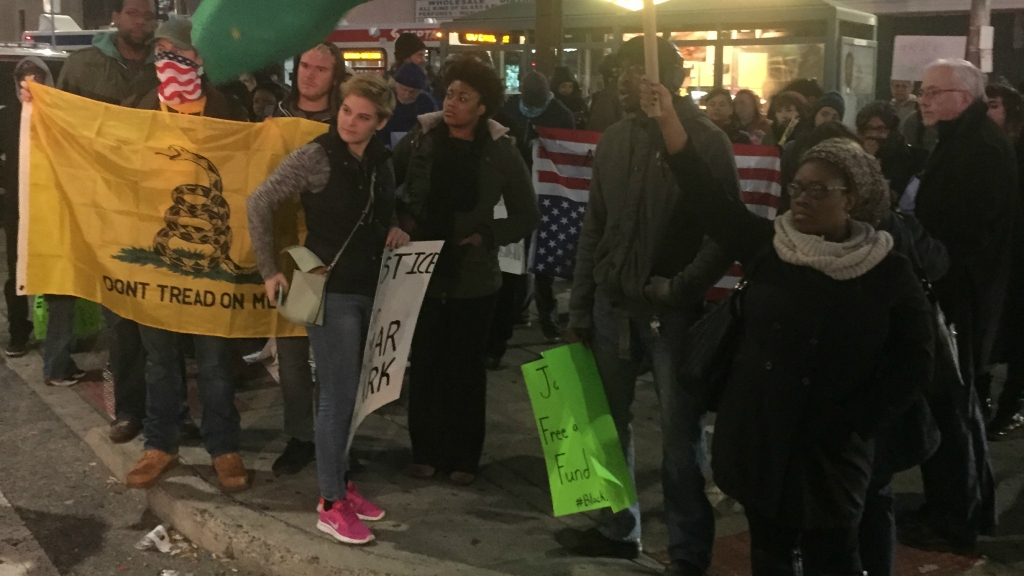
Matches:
[153,145,255,275]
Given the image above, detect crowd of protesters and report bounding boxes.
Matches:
[2,0,1024,572]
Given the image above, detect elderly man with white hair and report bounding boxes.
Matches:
[904,58,1019,554]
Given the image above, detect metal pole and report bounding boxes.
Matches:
[534,0,562,78]
[49,0,57,47]
[966,0,991,68]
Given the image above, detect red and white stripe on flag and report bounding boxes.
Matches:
[528,126,601,278]
[706,144,782,302]
[532,126,600,201]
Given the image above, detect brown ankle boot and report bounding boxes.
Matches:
[212,453,249,492]
[126,450,178,489]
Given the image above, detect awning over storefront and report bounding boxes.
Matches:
[443,0,876,33]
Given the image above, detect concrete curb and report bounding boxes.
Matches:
[5,352,510,576]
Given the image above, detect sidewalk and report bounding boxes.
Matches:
[2,285,1022,575]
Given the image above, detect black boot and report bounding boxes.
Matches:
[987,402,1024,440]
[555,527,641,560]
[272,438,316,476]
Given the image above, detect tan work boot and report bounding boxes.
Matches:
[212,453,249,492]
[125,450,178,489]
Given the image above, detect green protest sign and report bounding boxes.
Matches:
[521,343,637,516]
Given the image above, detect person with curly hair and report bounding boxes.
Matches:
[763,90,809,146]
[855,100,929,201]
[985,81,1024,142]
[393,57,540,486]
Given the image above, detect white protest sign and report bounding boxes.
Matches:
[892,36,967,81]
[348,241,444,449]
[494,197,527,274]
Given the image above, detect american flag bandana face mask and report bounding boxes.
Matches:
[155,51,203,106]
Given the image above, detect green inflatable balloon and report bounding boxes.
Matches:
[192,0,367,83]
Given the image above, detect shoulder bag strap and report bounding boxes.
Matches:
[325,170,376,273]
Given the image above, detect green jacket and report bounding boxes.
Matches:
[394,111,540,299]
[56,30,157,105]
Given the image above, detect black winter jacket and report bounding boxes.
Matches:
[668,142,934,529]
[915,99,1020,374]
[876,132,929,200]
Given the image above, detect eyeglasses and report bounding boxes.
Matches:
[787,182,847,200]
[919,87,968,101]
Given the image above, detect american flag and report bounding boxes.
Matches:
[528,126,602,279]
[706,143,783,302]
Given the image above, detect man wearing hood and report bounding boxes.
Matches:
[0,58,54,359]
[274,43,344,122]
[551,66,589,129]
[566,36,741,576]
[56,0,158,104]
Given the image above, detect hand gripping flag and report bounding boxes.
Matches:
[18,83,328,337]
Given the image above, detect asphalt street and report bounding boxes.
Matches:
[0,361,253,576]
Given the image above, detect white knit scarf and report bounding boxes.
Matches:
[773,212,894,280]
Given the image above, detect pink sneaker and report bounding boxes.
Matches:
[347,481,386,521]
[316,500,374,545]
[316,484,386,522]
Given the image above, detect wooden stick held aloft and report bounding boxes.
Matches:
[642,0,660,117]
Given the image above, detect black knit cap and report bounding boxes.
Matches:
[616,35,684,91]
[395,33,427,64]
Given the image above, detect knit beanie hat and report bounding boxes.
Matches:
[812,90,846,120]
[394,62,428,90]
[617,35,685,92]
[395,33,427,64]
[521,71,551,108]
[800,138,892,225]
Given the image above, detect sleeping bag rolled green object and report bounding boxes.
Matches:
[191,0,369,83]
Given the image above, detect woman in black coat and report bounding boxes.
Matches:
[642,82,934,576]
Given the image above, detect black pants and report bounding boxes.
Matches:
[535,273,557,329]
[995,357,1024,417]
[747,512,862,576]
[104,309,148,423]
[920,384,996,540]
[4,201,32,346]
[484,273,527,360]
[859,474,896,576]
[409,293,498,474]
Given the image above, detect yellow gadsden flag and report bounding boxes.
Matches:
[18,83,328,338]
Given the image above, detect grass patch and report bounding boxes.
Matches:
[113,247,263,285]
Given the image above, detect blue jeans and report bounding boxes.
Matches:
[307,293,372,502]
[140,326,239,457]
[43,295,78,379]
[590,294,714,569]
